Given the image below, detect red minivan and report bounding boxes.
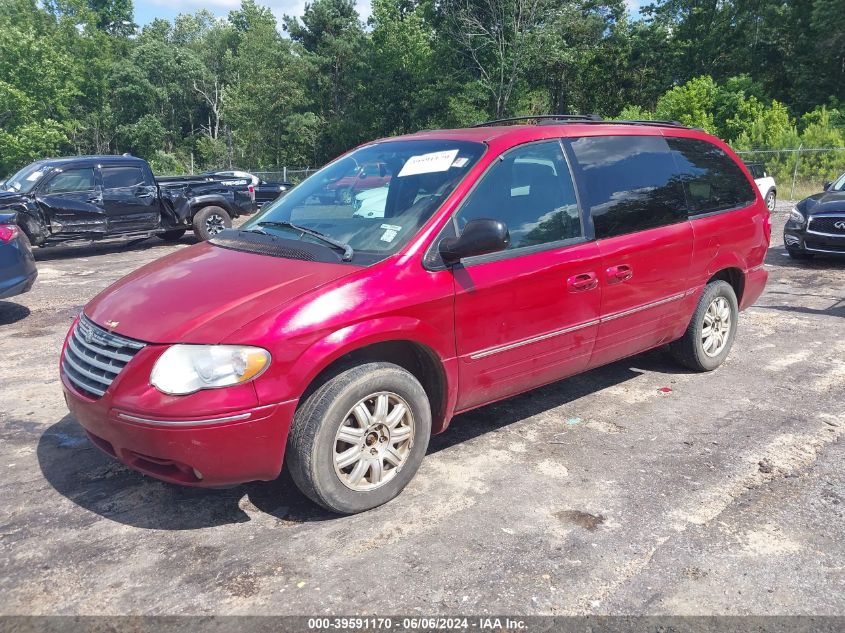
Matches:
[60,117,770,514]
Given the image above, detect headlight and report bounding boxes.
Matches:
[789,206,806,225]
[150,345,270,395]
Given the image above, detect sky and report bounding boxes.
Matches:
[133,0,650,27]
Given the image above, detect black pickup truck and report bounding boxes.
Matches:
[0,155,256,246]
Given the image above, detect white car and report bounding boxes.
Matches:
[746,162,777,211]
[352,185,389,218]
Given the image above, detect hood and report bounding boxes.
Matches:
[0,191,27,207]
[84,242,359,344]
[801,190,845,215]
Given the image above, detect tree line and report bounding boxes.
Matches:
[1,0,843,184]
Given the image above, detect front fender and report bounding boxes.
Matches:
[252,316,458,426]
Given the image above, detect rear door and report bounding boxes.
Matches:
[564,134,694,367]
[99,163,159,232]
[448,140,603,411]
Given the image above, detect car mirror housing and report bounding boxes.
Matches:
[823,180,832,191]
[439,218,510,266]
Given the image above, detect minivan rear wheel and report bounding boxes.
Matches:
[286,362,431,514]
[669,280,738,372]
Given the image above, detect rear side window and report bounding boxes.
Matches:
[669,138,756,215]
[564,135,687,239]
[102,166,145,189]
[43,168,95,193]
[457,140,582,250]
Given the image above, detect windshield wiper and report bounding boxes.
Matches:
[254,221,354,261]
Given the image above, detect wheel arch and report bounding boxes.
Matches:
[188,195,236,219]
[302,339,450,434]
[706,267,745,305]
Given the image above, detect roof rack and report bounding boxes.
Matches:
[614,119,687,128]
[472,114,603,127]
[471,115,691,130]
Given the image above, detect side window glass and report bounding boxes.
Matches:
[669,138,757,215]
[102,166,144,189]
[565,135,687,239]
[457,141,581,250]
[43,168,95,194]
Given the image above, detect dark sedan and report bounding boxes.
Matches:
[0,213,37,299]
[784,173,845,259]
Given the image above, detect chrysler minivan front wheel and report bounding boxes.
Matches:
[669,280,738,371]
[286,362,431,514]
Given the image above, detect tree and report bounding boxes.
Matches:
[442,0,545,118]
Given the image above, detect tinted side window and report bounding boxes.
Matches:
[669,138,757,215]
[102,166,145,189]
[44,168,95,193]
[565,135,687,239]
[457,141,581,250]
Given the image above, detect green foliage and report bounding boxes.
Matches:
[0,0,842,187]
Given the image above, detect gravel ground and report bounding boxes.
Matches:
[0,201,843,616]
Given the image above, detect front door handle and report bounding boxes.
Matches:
[606,264,633,284]
[567,272,599,292]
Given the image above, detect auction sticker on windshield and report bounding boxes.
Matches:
[398,150,459,177]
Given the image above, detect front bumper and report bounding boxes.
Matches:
[784,226,845,256]
[62,377,298,487]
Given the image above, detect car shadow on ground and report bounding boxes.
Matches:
[761,245,845,317]
[37,349,681,529]
[427,350,678,454]
[37,414,336,530]
[0,301,30,325]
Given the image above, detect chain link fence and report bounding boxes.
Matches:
[251,168,320,184]
[734,147,845,201]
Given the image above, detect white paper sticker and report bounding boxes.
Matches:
[26,170,44,182]
[398,150,459,177]
[380,229,398,242]
[380,223,402,231]
[451,157,469,168]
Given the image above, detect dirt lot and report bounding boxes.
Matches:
[1,203,843,616]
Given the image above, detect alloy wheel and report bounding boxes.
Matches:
[205,213,226,236]
[702,296,732,357]
[333,391,415,491]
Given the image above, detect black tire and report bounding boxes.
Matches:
[765,189,776,211]
[192,206,231,241]
[669,280,739,372]
[786,247,814,260]
[286,362,432,514]
[158,229,186,242]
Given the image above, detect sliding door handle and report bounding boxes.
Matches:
[567,272,599,292]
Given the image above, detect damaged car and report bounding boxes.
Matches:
[0,155,256,246]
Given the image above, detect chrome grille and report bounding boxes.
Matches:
[62,315,146,398]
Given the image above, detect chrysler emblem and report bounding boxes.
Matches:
[835,221,845,230]
[105,320,120,330]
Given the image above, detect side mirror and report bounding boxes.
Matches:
[823,181,832,191]
[439,218,510,266]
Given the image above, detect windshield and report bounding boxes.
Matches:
[241,139,486,263]
[4,162,49,194]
